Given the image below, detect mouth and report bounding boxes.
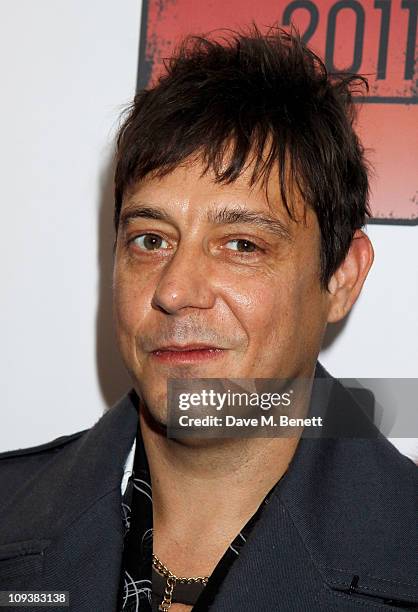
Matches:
[150,344,226,363]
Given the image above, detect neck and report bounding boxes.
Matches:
[147,428,299,514]
[140,390,309,575]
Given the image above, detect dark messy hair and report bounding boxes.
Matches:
[114,25,371,287]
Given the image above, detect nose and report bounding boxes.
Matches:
[151,243,216,314]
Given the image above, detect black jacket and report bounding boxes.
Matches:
[0,363,417,611]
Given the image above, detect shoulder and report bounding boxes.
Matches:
[0,429,90,500]
[0,389,139,465]
[306,362,418,541]
[0,429,88,461]
[0,391,138,501]
[316,362,417,482]
[0,392,139,546]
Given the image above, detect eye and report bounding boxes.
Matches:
[132,233,169,251]
[225,239,259,253]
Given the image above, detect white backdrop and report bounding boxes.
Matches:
[1,0,417,453]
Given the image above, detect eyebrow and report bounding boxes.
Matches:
[120,205,170,228]
[119,203,292,241]
[207,206,292,241]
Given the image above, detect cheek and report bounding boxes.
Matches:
[112,265,150,339]
[282,268,328,352]
[222,275,294,344]
[229,265,324,349]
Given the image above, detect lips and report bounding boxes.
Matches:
[150,344,226,363]
[152,343,222,353]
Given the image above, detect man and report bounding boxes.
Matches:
[0,26,417,612]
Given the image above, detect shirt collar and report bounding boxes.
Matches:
[121,439,136,495]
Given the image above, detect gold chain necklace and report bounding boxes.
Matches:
[152,553,209,611]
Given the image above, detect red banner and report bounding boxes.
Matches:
[138,0,418,223]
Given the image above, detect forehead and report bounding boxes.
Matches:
[122,156,313,233]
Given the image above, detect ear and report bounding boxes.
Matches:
[327,229,374,323]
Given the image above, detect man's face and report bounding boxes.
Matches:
[113,158,330,424]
